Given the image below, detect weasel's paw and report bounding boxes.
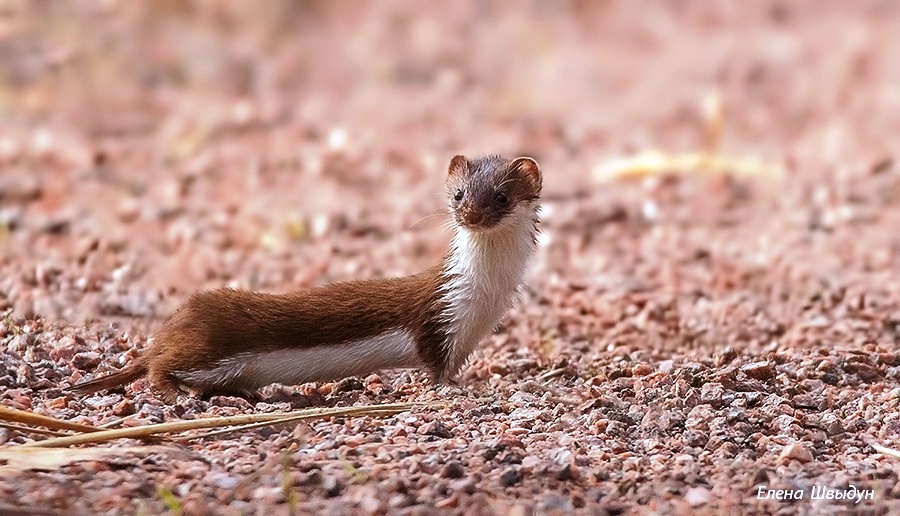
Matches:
[148,371,182,404]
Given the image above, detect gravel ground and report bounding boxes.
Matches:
[2,1,900,514]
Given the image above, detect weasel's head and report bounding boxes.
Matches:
[446,154,542,233]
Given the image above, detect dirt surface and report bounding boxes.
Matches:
[2,1,900,514]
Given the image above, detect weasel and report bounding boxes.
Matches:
[68,154,542,402]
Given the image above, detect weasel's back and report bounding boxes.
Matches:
[158,265,446,355]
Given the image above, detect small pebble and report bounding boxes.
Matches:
[632,364,653,376]
[741,362,774,381]
[71,352,102,370]
[685,486,712,507]
[499,467,522,487]
[441,460,465,479]
[418,421,453,438]
[779,442,814,463]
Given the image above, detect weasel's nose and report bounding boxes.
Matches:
[463,211,484,226]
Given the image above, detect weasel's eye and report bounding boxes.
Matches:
[454,189,464,202]
[494,191,509,206]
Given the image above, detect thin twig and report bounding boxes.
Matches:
[0,406,101,433]
[538,367,567,381]
[98,415,134,429]
[23,402,442,448]
[0,422,72,437]
[871,442,900,459]
[172,406,411,442]
[592,151,783,183]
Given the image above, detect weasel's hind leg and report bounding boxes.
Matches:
[147,369,183,404]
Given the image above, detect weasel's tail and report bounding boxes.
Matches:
[66,360,148,395]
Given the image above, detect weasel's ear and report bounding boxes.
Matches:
[448,155,468,178]
[509,157,542,194]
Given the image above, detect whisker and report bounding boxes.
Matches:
[409,212,448,229]
[494,164,524,190]
[496,164,516,187]
[495,177,519,190]
[439,219,457,233]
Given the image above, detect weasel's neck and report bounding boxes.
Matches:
[156,204,538,392]
[438,206,538,378]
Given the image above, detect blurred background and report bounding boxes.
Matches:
[1,1,896,160]
[1,0,900,329]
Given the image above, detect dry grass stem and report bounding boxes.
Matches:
[0,422,71,437]
[172,405,413,442]
[98,416,135,429]
[0,406,101,434]
[22,401,442,448]
[592,151,783,183]
[871,442,900,459]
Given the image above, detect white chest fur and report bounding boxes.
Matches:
[439,204,537,379]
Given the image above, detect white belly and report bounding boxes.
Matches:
[175,329,420,389]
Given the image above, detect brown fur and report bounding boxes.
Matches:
[67,154,541,402]
[69,266,448,402]
[67,359,148,395]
